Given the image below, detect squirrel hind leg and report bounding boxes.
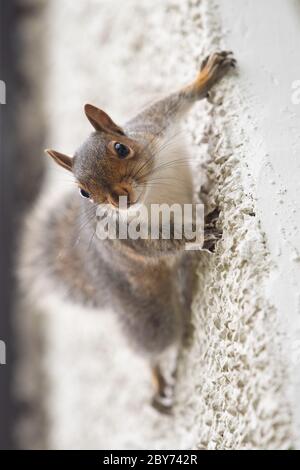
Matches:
[150,364,176,415]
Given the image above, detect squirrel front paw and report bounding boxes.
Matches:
[194,51,236,98]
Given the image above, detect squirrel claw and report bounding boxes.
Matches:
[219,50,233,57]
[201,55,210,70]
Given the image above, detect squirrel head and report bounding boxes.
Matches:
[45,104,153,209]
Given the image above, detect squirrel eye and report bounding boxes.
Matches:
[79,188,90,199]
[114,142,130,159]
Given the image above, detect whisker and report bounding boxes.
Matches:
[129,100,185,182]
[72,206,97,248]
[87,227,96,252]
[135,157,193,182]
[130,131,186,185]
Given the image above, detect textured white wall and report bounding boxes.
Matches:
[19,0,299,449]
[216,0,300,445]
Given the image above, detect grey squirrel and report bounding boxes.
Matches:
[21,51,236,412]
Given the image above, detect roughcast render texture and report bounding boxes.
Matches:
[18,0,296,449]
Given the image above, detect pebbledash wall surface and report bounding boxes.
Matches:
[17,0,300,449]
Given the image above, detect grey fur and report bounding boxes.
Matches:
[20,51,235,405]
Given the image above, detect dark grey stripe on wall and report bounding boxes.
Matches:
[0,0,16,450]
[0,0,47,449]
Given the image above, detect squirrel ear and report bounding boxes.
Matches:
[84,104,124,135]
[45,149,73,172]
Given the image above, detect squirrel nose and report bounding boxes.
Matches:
[108,183,133,208]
